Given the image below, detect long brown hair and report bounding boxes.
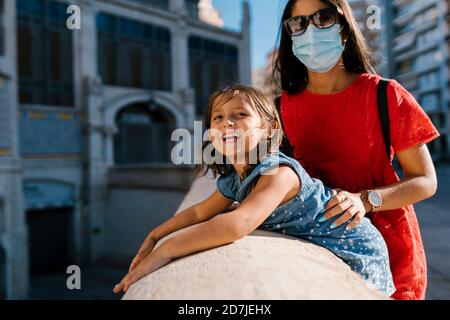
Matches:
[195,84,284,179]
[274,0,376,95]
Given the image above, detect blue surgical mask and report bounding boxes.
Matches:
[292,24,345,73]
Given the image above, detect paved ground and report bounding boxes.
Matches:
[415,162,450,300]
[28,262,128,300]
[28,164,450,300]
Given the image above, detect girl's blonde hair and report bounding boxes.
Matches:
[195,84,284,180]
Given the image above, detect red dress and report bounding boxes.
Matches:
[280,73,440,300]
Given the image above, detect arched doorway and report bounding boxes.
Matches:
[113,103,174,164]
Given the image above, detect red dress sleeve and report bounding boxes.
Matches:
[387,79,440,153]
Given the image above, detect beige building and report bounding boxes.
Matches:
[0,0,251,298]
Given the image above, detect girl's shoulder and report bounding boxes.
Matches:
[254,152,306,184]
[233,152,305,203]
[257,152,299,172]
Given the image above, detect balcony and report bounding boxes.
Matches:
[392,19,438,54]
[393,0,437,26]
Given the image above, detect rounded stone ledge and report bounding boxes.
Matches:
[122,176,390,300]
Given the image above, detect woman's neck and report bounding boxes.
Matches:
[306,61,357,94]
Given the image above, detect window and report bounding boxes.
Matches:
[419,71,439,90]
[416,50,442,70]
[189,36,239,115]
[395,59,413,74]
[186,0,199,19]
[114,103,173,164]
[417,28,440,48]
[97,13,171,91]
[16,0,74,106]
[394,2,414,18]
[420,93,439,112]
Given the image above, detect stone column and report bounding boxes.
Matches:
[104,125,118,167]
[171,6,193,131]
[180,87,195,129]
[0,0,28,299]
[239,1,251,85]
[170,0,187,15]
[171,18,189,93]
[78,2,108,262]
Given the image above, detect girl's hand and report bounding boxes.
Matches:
[128,233,157,272]
[319,189,371,230]
[114,249,172,294]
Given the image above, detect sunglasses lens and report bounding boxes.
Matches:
[286,16,308,36]
[314,8,337,28]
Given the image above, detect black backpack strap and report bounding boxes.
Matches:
[274,96,294,158]
[377,78,391,160]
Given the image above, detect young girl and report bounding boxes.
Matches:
[113,85,395,296]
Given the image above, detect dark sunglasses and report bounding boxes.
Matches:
[284,7,339,37]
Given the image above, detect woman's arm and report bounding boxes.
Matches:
[321,143,437,229]
[369,143,437,210]
[128,190,233,271]
[114,166,301,293]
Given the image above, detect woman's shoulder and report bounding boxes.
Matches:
[356,72,382,84]
[357,73,408,93]
[280,73,382,100]
[359,74,420,106]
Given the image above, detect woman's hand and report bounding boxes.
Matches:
[128,233,158,272]
[319,189,371,230]
[114,248,172,294]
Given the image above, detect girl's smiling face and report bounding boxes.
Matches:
[209,94,267,161]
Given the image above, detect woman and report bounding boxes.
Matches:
[274,0,440,299]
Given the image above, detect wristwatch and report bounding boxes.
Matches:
[366,190,383,212]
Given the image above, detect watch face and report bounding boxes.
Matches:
[368,191,382,207]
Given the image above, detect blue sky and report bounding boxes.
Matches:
[213,0,287,69]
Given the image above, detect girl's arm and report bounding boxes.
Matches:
[114,165,301,293]
[150,190,235,242]
[128,190,234,271]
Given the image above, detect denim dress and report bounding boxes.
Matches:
[217,151,396,296]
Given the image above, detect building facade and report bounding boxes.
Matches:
[383,0,449,159]
[348,0,385,73]
[0,0,250,298]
